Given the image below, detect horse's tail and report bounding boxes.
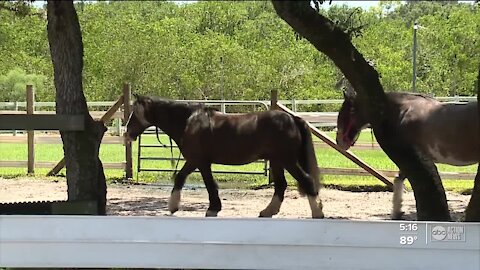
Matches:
[293,116,321,195]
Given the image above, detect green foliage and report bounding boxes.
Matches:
[0,1,478,103]
[0,68,45,101]
[0,1,36,17]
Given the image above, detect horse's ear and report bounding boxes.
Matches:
[343,90,355,101]
[344,85,357,101]
[133,93,139,100]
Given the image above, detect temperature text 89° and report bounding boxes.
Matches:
[400,235,418,245]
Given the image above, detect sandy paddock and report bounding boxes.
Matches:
[0,177,470,221]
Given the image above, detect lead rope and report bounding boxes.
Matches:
[370,127,374,148]
[155,127,168,147]
[155,127,182,179]
[170,136,182,179]
[155,127,178,175]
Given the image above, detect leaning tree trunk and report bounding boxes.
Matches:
[272,1,450,220]
[465,66,480,221]
[47,1,107,214]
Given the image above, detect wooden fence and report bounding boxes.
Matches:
[272,90,477,182]
[0,87,476,182]
[0,84,133,178]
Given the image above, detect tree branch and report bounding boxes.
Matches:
[272,0,451,220]
[271,1,386,124]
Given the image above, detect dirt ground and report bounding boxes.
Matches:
[0,176,471,221]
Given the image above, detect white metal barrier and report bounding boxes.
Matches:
[0,216,479,269]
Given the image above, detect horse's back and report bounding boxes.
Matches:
[182,109,302,165]
[210,110,302,149]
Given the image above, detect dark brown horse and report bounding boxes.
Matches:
[125,94,324,218]
[336,91,478,219]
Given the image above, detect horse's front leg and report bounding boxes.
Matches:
[259,163,287,217]
[392,171,407,220]
[199,164,221,217]
[168,161,197,214]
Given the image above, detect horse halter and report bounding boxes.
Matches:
[341,118,355,146]
[125,111,133,126]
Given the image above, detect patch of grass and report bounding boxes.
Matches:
[0,132,477,194]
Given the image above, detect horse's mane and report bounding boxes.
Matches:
[141,95,218,113]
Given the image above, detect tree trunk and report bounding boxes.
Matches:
[272,1,450,220]
[465,66,480,221]
[47,1,107,214]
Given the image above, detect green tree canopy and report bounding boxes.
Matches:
[0,1,478,103]
[0,68,45,101]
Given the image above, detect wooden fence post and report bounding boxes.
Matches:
[220,101,226,113]
[123,83,133,179]
[47,94,125,176]
[13,101,18,136]
[270,90,278,110]
[26,85,34,174]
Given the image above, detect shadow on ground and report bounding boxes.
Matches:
[107,196,209,216]
[371,203,466,222]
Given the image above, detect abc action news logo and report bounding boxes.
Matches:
[431,225,466,241]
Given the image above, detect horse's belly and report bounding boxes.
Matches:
[211,149,262,165]
[426,145,477,166]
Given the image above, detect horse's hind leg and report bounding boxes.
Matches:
[199,164,222,217]
[286,164,324,219]
[260,162,287,218]
[168,161,196,214]
[391,171,407,220]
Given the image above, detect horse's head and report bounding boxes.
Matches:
[336,91,369,150]
[125,94,154,142]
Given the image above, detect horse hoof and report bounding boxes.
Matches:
[168,207,179,214]
[391,211,405,220]
[259,210,273,218]
[312,210,325,219]
[205,210,218,217]
[168,190,181,214]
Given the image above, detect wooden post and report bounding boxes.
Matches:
[13,101,18,136]
[116,118,121,136]
[270,89,278,110]
[47,95,125,176]
[26,85,34,174]
[220,102,226,113]
[123,83,133,179]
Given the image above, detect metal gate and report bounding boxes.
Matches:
[136,100,270,178]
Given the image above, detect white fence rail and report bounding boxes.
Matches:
[2,96,474,130]
[1,95,475,110]
[0,215,479,269]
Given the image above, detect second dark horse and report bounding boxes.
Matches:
[336,91,478,220]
